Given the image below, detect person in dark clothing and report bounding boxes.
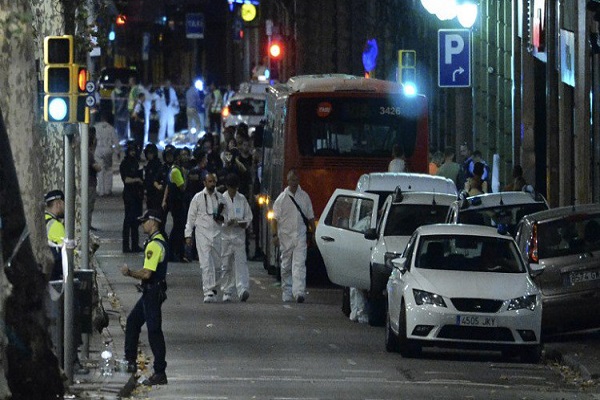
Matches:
[144,143,165,210]
[120,140,144,252]
[216,149,245,193]
[164,148,187,262]
[204,136,223,173]
[121,209,169,386]
[130,92,146,151]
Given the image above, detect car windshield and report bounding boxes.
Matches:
[383,204,449,236]
[459,203,548,235]
[416,234,525,273]
[537,214,600,258]
[229,98,265,116]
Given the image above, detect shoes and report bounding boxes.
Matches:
[142,372,168,386]
[90,226,99,231]
[222,294,232,302]
[250,254,264,261]
[240,290,249,302]
[74,361,90,375]
[126,362,137,373]
[131,246,144,253]
[282,295,293,302]
[296,295,305,304]
[204,290,217,303]
[182,256,191,263]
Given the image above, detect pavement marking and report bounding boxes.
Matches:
[341,369,383,374]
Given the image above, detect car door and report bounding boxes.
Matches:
[316,189,379,290]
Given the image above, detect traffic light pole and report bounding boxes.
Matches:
[64,127,76,384]
[80,121,90,360]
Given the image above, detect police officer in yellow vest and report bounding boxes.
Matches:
[121,209,169,386]
[45,190,65,280]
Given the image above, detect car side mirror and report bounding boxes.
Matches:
[392,257,407,273]
[364,228,378,240]
[528,262,545,278]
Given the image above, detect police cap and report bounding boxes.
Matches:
[138,209,163,224]
[44,190,64,204]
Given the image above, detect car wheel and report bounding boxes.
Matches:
[368,293,386,327]
[520,344,543,364]
[385,311,399,353]
[397,301,421,358]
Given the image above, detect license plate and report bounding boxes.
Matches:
[456,315,497,327]
[570,270,600,285]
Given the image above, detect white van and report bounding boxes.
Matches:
[356,172,458,196]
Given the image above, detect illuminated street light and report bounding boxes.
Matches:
[194,79,204,91]
[435,0,457,21]
[457,2,478,28]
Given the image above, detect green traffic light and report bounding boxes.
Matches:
[48,97,68,121]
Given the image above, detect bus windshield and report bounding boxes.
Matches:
[296,97,419,158]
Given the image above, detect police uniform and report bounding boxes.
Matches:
[124,210,168,380]
[44,190,65,280]
[120,142,144,252]
[167,161,186,261]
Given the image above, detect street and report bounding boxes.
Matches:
[92,193,600,400]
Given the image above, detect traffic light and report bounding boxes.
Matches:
[398,49,417,95]
[268,41,283,60]
[43,36,75,122]
[75,66,90,124]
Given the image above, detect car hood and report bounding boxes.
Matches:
[412,269,538,299]
[381,236,410,253]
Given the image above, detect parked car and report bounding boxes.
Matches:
[446,190,549,235]
[386,224,543,362]
[515,204,600,333]
[316,174,458,325]
[221,92,266,135]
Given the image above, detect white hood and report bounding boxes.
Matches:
[412,269,538,300]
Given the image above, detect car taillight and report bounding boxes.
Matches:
[528,223,539,263]
[221,106,230,118]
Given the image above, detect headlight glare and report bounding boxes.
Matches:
[507,294,537,311]
[413,289,447,307]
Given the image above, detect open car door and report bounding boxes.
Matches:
[316,189,379,290]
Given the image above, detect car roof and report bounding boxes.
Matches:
[356,172,458,195]
[238,81,270,94]
[453,191,547,210]
[389,192,457,205]
[519,203,600,223]
[228,93,266,102]
[416,223,512,239]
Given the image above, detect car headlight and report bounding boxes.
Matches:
[413,289,447,307]
[507,295,538,311]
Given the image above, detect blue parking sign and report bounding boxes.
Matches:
[438,29,471,88]
[186,13,205,39]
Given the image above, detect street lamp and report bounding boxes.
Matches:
[457,2,478,28]
[420,0,478,28]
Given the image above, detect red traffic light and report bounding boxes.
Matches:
[116,14,127,26]
[78,67,88,92]
[268,42,282,59]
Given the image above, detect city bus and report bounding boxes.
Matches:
[258,74,429,282]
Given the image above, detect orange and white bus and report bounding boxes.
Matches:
[258,74,429,281]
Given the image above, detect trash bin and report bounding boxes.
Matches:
[74,269,94,334]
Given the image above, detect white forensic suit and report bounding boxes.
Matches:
[93,120,119,196]
[157,85,179,142]
[220,191,253,301]
[185,188,225,301]
[272,185,314,301]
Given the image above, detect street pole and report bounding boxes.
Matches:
[80,121,90,360]
[64,127,76,384]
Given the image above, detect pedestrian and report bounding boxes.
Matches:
[469,150,490,183]
[429,151,443,175]
[45,190,66,280]
[388,144,406,172]
[464,161,488,196]
[436,147,462,188]
[143,143,165,210]
[163,148,188,262]
[157,79,180,142]
[121,209,168,386]
[223,83,236,105]
[94,112,119,197]
[130,92,146,151]
[272,169,315,303]
[208,83,223,137]
[185,173,225,303]
[111,79,129,140]
[120,140,144,253]
[220,173,253,302]
[216,148,246,193]
[183,148,209,262]
[88,127,102,230]
[186,81,202,134]
[503,165,527,191]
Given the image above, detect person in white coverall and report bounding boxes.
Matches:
[185,173,225,303]
[93,112,119,197]
[272,169,315,303]
[220,173,253,302]
[157,79,179,142]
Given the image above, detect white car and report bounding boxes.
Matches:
[316,183,457,325]
[386,224,543,362]
[222,93,266,135]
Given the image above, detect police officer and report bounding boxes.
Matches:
[164,148,187,262]
[45,190,65,280]
[121,209,169,386]
[120,140,144,253]
[143,143,165,211]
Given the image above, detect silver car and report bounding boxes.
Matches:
[515,204,600,333]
